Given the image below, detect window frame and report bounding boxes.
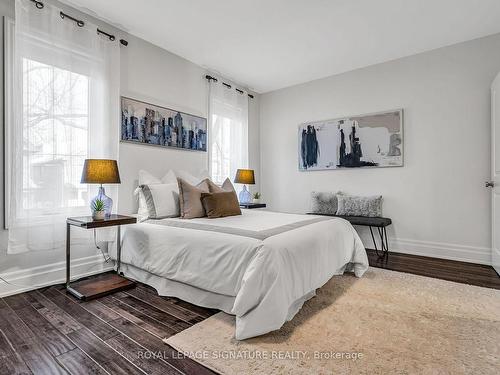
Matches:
[4,17,14,229]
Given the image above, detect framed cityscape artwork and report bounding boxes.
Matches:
[121,97,207,152]
[298,109,403,171]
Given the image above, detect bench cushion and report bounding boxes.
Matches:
[310,191,341,215]
[337,194,383,217]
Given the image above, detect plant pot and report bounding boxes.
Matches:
[92,210,105,221]
[252,198,261,204]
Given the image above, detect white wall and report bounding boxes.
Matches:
[118,35,209,215]
[118,40,261,213]
[260,33,500,265]
[0,0,260,296]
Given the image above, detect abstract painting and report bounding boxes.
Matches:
[298,109,403,171]
[121,97,207,152]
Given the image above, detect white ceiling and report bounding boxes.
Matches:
[62,0,500,93]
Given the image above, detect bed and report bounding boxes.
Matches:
[109,209,368,340]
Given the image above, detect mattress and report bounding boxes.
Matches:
[110,210,368,339]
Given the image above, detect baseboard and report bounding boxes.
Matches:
[387,237,491,265]
[0,254,115,298]
[492,247,500,275]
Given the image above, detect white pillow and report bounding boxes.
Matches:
[198,169,210,180]
[139,169,176,185]
[161,170,177,184]
[140,183,180,219]
[139,169,161,185]
[137,190,150,219]
[174,170,202,185]
[137,170,177,218]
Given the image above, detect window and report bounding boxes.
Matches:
[208,82,249,185]
[6,1,119,254]
[210,115,234,184]
[21,58,90,214]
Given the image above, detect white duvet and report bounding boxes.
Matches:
[115,210,368,340]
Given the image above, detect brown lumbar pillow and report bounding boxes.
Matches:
[177,178,210,219]
[201,191,242,218]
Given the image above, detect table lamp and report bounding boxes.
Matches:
[81,159,121,217]
[234,169,255,204]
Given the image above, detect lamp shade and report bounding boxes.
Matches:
[234,169,255,185]
[81,159,121,184]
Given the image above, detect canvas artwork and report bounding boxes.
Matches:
[121,97,207,152]
[298,110,403,171]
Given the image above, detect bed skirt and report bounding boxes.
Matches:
[119,262,317,325]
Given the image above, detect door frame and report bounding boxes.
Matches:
[491,73,500,276]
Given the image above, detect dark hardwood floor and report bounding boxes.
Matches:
[2,252,499,374]
[367,249,500,289]
[0,275,219,375]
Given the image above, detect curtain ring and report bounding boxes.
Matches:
[77,20,84,27]
[30,0,44,9]
[97,29,116,41]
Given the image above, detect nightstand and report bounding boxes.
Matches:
[240,203,266,209]
[66,214,137,300]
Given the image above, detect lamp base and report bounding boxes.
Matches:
[238,185,252,204]
[91,186,113,217]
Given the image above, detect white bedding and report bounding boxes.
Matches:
[112,210,368,339]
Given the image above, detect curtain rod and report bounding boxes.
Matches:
[29,0,128,46]
[205,75,254,99]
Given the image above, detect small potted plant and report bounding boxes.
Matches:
[92,199,106,221]
[252,192,261,204]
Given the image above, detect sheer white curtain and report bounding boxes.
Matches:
[7,0,120,254]
[208,79,249,185]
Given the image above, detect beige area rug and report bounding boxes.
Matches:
[165,267,500,375]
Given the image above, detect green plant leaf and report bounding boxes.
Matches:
[92,199,105,211]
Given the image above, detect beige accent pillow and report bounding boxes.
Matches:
[177,178,210,219]
[206,179,223,193]
[201,191,242,218]
[206,178,236,193]
[221,178,236,192]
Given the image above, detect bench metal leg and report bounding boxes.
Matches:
[369,226,389,257]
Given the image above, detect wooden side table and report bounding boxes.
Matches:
[66,214,137,300]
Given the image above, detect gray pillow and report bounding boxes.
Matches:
[177,178,210,219]
[310,191,342,215]
[336,195,383,217]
